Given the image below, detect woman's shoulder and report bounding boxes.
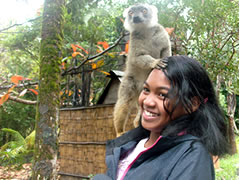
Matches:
[173,134,207,149]
[170,134,211,158]
[155,135,213,171]
[158,134,210,156]
[163,135,214,180]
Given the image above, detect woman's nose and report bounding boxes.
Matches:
[143,94,156,107]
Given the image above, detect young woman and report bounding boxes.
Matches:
[93,55,229,180]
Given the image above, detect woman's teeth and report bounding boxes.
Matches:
[145,110,159,117]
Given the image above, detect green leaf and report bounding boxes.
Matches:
[1,128,25,146]
[61,56,72,62]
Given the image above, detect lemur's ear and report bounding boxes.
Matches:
[149,4,158,14]
[123,7,130,18]
[147,4,159,26]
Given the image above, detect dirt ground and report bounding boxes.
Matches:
[0,163,31,180]
[0,163,60,180]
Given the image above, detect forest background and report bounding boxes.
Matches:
[0,0,238,179]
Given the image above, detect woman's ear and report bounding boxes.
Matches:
[191,96,200,112]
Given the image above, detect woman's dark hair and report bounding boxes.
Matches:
[158,55,229,156]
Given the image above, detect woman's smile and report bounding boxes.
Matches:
[139,69,188,134]
[142,109,160,121]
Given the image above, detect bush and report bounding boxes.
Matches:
[0,128,35,168]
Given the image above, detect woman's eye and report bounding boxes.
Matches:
[142,87,149,92]
[159,93,168,99]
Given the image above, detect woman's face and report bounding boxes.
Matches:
[138,69,187,134]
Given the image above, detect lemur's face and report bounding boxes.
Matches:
[123,4,158,32]
[127,5,153,25]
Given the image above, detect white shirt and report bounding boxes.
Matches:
[116,138,148,180]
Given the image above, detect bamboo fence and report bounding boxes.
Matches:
[58,104,135,179]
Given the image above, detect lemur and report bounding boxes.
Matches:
[113,3,172,136]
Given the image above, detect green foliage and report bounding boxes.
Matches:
[0,18,41,80]
[0,101,36,147]
[1,128,25,148]
[61,0,125,105]
[219,91,228,114]
[216,136,239,179]
[0,128,35,167]
[166,0,238,93]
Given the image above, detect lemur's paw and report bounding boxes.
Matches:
[116,132,125,137]
[154,59,168,69]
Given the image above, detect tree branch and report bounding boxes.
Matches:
[225,44,236,66]
[0,82,38,90]
[61,32,128,76]
[218,40,237,75]
[0,16,41,33]
[0,80,8,87]
[0,95,36,105]
[219,31,234,52]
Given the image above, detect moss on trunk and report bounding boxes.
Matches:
[32,0,65,179]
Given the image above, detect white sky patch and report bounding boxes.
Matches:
[0,0,44,27]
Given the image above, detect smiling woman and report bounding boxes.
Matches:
[93,55,230,180]
[139,69,189,147]
[140,70,171,135]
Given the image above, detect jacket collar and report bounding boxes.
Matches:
[106,126,149,155]
[106,124,199,156]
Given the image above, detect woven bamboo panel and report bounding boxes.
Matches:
[59,104,136,179]
[59,144,106,177]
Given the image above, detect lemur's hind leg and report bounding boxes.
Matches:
[133,108,141,128]
[113,76,138,137]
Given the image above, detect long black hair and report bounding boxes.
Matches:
[158,55,229,156]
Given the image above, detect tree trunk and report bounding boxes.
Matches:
[32,0,65,179]
[81,67,91,106]
[216,75,223,96]
[227,92,237,154]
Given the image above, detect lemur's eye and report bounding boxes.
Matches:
[142,9,147,14]
[128,10,133,16]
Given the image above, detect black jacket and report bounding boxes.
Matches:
[93,126,215,180]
